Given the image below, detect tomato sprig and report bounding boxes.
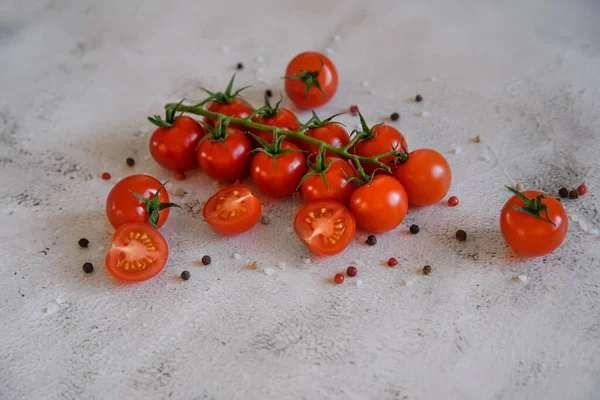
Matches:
[201,73,250,105]
[129,181,181,228]
[148,99,185,128]
[503,186,555,225]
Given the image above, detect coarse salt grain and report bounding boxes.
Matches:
[276,261,286,269]
[401,280,413,286]
[479,148,491,162]
[360,80,369,87]
[325,47,335,55]
[256,55,264,63]
[221,45,230,53]
[589,228,599,236]
[303,258,311,265]
[579,219,589,232]
[263,267,275,276]
[257,67,264,74]
[517,275,527,282]
[426,76,437,82]
[449,144,461,154]
[233,253,242,260]
[353,280,363,287]
[570,214,580,222]
[333,34,341,41]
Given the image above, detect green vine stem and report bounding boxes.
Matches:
[167,103,407,181]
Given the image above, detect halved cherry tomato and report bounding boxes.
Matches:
[351,125,408,175]
[285,52,338,109]
[106,175,172,229]
[105,223,168,282]
[500,190,568,257]
[197,127,252,183]
[294,200,356,256]
[349,175,408,233]
[251,109,300,144]
[149,116,205,171]
[301,157,357,206]
[205,97,253,130]
[394,149,451,206]
[251,142,307,198]
[300,123,350,156]
[203,185,261,236]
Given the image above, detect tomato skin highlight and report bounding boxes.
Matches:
[294,200,356,256]
[251,109,300,144]
[394,149,452,206]
[251,142,307,198]
[500,190,568,257]
[351,125,408,175]
[285,52,338,109]
[301,157,357,206]
[203,185,261,236]
[204,98,253,130]
[105,223,168,283]
[197,128,252,183]
[149,116,205,171]
[349,175,408,233]
[106,175,171,229]
[300,124,350,157]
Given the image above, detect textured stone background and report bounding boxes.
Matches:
[1,1,599,399]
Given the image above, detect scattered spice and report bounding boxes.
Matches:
[415,94,423,102]
[423,265,432,275]
[236,62,244,70]
[126,157,135,167]
[456,230,467,242]
[578,184,588,196]
[365,235,377,246]
[101,172,111,180]
[263,267,275,276]
[558,188,569,198]
[474,135,481,143]
[173,188,186,197]
[448,196,459,207]
[390,112,400,121]
[387,258,398,267]
[349,105,359,116]
[569,190,579,199]
[82,262,94,274]
[334,273,345,284]
[181,271,191,281]
[261,215,271,225]
[78,238,89,248]
[515,183,523,191]
[265,89,273,97]
[409,224,420,234]
[175,171,185,181]
[201,255,211,265]
[347,266,357,277]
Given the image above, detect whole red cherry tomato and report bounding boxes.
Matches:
[285,52,338,109]
[294,200,356,256]
[352,124,408,175]
[251,142,307,198]
[394,149,452,206]
[349,175,408,233]
[250,94,300,143]
[500,189,568,257]
[106,175,178,230]
[301,157,357,206]
[301,123,350,157]
[197,126,252,183]
[203,185,261,236]
[149,116,204,171]
[203,75,253,130]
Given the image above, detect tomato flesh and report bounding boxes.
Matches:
[106,223,168,282]
[203,185,261,236]
[294,200,356,256]
[149,116,205,172]
[197,129,252,183]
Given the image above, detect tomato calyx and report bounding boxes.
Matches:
[297,147,333,190]
[148,99,185,128]
[257,92,286,119]
[197,114,241,149]
[503,186,555,225]
[201,74,251,105]
[304,110,345,130]
[251,131,304,169]
[284,61,327,98]
[129,181,181,228]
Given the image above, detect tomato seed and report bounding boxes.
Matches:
[101,172,111,180]
[390,112,400,121]
[126,157,135,167]
[265,89,273,97]
[181,271,191,281]
[409,224,420,234]
[415,94,423,102]
[350,105,359,115]
[569,190,579,199]
[201,255,211,266]
[456,230,467,242]
[448,196,459,207]
[365,235,377,246]
[236,62,244,70]
[423,265,432,275]
[558,188,568,198]
[82,262,94,274]
[175,171,185,181]
[578,184,588,196]
[347,266,357,277]
[387,258,398,267]
[78,238,89,248]
[334,273,344,284]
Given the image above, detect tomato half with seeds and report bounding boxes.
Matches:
[500,190,568,257]
[351,125,408,175]
[349,175,408,233]
[300,123,350,156]
[205,97,253,130]
[251,109,300,144]
[294,200,356,256]
[197,128,252,183]
[251,142,307,198]
[105,223,168,282]
[301,157,357,206]
[149,116,205,171]
[203,185,261,236]
[285,52,338,109]
[394,149,452,206]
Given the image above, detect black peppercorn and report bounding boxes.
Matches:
[261,215,271,225]
[456,230,467,242]
[78,238,89,248]
[409,224,420,234]
[82,262,94,273]
[265,89,273,97]
[415,94,423,102]
[126,157,135,167]
[181,271,191,281]
[423,265,432,275]
[365,235,377,246]
[390,112,400,121]
[569,190,579,199]
[236,62,244,70]
[558,188,568,198]
[202,255,212,266]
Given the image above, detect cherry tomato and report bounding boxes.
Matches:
[393,149,452,206]
[284,52,338,109]
[106,175,171,229]
[205,97,253,130]
[300,123,350,156]
[197,128,252,183]
[251,109,300,144]
[251,142,307,198]
[203,185,261,236]
[301,157,357,206]
[105,223,168,282]
[349,175,408,233]
[294,200,356,256]
[149,116,204,171]
[351,125,408,174]
[500,190,568,257]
